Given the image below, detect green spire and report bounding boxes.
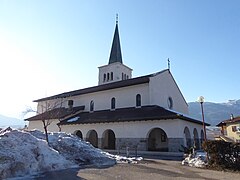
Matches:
[108,15,123,64]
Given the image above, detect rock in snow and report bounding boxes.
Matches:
[0,128,118,179]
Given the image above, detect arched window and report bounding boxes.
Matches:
[103,74,106,82]
[107,73,110,81]
[122,73,124,80]
[111,97,116,110]
[90,100,94,112]
[136,94,141,107]
[110,72,113,80]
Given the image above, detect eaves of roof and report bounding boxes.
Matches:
[58,105,209,126]
[217,116,240,126]
[25,106,85,121]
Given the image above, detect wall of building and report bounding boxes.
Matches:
[149,71,188,114]
[65,83,150,112]
[28,119,60,132]
[59,119,203,152]
[226,123,240,142]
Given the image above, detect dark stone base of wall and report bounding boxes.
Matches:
[98,138,185,152]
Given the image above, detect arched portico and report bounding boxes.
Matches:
[74,130,83,139]
[193,128,200,150]
[147,128,168,152]
[86,130,98,147]
[102,129,116,150]
[184,127,191,148]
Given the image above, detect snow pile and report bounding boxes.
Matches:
[0,128,75,179]
[0,128,143,179]
[182,151,208,168]
[29,130,116,167]
[105,154,143,164]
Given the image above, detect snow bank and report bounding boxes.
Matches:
[29,130,116,167]
[0,128,142,179]
[182,151,208,168]
[0,128,75,179]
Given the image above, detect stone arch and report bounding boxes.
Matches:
[193,128,200,150]
[184,127,191,148]
[147,128,168,152]
[74,130,83,139]
[102,129,116,150]
[86,130,98,147]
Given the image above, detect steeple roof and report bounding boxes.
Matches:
[108,21,123,64]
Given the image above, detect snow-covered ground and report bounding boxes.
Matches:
[0,128,142,179]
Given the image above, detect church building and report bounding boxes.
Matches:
[26,19,205,152]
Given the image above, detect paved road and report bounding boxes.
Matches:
[31,159,239,180]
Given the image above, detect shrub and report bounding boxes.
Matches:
[202,141,240,171]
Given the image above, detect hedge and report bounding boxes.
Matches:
[202,140,240,171]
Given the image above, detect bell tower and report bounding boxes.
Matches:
[98,15,132,85]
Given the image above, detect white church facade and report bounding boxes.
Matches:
[26,20,206,152]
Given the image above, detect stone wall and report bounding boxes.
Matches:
[168,138,184,152]
[116,138,147,151]
[97,137,186,152]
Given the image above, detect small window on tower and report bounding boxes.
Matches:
[103,74,106,82]
[111,97,116,110]
[90,100,94,112]
[111,72,113,80]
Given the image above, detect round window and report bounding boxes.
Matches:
[167,97,173,109]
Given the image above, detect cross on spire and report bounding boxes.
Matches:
[168,58,170,71]
[108,14,123,64]
[116,13,118,24]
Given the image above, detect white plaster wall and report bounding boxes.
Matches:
[64,83,149,111]
[178,120,203,139]
[37,99,65,114]
[149,71,188,114]
[28,119,60,132]
[60,119,199,139]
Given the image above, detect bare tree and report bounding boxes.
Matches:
[23,98,66,145]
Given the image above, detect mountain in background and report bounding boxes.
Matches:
[188,99,240,126]
[0,114,26,128]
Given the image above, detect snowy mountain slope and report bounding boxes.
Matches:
[0,114,26,128]
[188,99,240,125]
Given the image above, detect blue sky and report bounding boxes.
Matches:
[0,0,239,119]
